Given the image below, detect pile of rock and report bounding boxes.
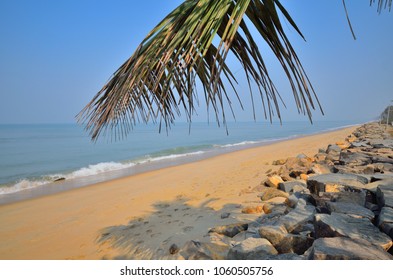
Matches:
[176,123,393,260]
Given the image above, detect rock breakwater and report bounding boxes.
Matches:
[177,123,393,260]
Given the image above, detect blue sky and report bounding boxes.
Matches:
[0,0,392,125]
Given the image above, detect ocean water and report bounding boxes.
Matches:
[0,121,361,197]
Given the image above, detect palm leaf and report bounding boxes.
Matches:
[78,0,391,140]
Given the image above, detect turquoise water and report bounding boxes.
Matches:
[0,121,362,195]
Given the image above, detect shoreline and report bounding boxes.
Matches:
[0,123,361,206]
[0,125,361,260]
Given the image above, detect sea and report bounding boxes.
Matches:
[0,120,364,203]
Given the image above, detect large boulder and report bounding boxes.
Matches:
[378,207,393,239]
[275,234,314,255]
[257,187,289,201]
[277,199,316,233]
[307,173,369,195]
[306,237,393,260]
[339,151,372,166]
[325,201,375,221]
[209,223,248,238]
[227,238,278,260]
[278,181,307,193]
[314,213,392,251]
[376,184,393,208]
[265,175,284,188]
[258,225,288,246]
[179,240,229,260]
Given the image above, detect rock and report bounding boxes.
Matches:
[242,205,263,214]
[292,185,310,194]
[275,234,314,255]
[336,141,351,150]
[378,207,393,239]
[326,144,341,154]
[314,213,392,251]
[209,223,248,238]
[53,177,65,182]
[278,199,316,233]
[227,238,278,260]
[330,190,366,206]
[326,144,341,161]
[371,174,393,182]
[339,151,372,166]
[258,187,289,201]
[325,201,375,220]
[287,194,299,208]
[272,159,287,165]
[265,175,284,188]
[365,202,379,212]
[372,156,393,165]
[221,212,230,219]
[314,153,327,162]
[262,203,288,215]
[179,240,230,260]
[300,174,309,181]
[169,244,179,255]
[258,225,288,246]
[307,173,369,195]
[306,237,393,260]
[283,157,313,178]
[311,164,331,175]
[376,184,393,208]
[369,139,393,149]
[278,180,307,193]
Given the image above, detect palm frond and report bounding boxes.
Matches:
[371,0,392,13]
[78,0,390,140]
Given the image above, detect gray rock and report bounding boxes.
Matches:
[372,156,393,165]
[371,174,393,182]
[326,144,341,154]
[350,141,372,148]
[257,187,289,201]
[179,240,229,260]
[339,151,372,166]
[311,163,332,175]
[378,207,393,239]
[278,199,316,233]
[330,191,366,207]
[258,225,288,246]
[314,213,393,251]
[369,139,393,149]
[278,181,307,193]
[326,201,375,220]
[306,237,393,260]
[307,173,369,195]
[227,238,278,260]
[275,234,314,255]
[376,184,393,208]
[209,223,248,238]
[220,212,230,219]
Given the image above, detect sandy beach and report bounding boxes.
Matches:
[0,126,358,260]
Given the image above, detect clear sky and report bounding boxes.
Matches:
[0,0,392,125]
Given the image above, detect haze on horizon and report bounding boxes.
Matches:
[0,0,392,125]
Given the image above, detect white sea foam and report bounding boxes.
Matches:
[0,152,207,196]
